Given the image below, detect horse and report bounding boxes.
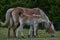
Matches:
[11,7,55,38]
[0,8,37,38]
[0,8,38,38]
[0,7,55,38]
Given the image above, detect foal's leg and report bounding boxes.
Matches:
[33,23,38,37]
[28,25,33,38]
[16,17,24,38]
[32,26,38,37]
[19,24,24,38]
[19,19,24,38]
[16,23,24,38]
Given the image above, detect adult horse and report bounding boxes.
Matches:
[0,7,54,37]
[11,7,55,38]
[0,8,36,38]
[0,8,39,38]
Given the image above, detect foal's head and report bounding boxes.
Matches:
[46,22,55,37]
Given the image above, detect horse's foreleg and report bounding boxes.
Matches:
[19,24,24,38]
[32,26,38,37]
[16,24,24,38]
[36,26,38,36]
[16,17,24,38]
[33,23,38,37]
[19,18,24,38]
[28,25,32,38]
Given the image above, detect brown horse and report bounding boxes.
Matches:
[0,7,55,38]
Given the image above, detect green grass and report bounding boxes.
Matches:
[0,27,60,40]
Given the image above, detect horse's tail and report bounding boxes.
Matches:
[0,8,14,26]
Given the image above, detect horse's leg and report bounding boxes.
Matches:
[8,18,14,38]
[33,23,38,37]
[12,21,19,38]
[8,26,11,38]
[32,25,38,37]
[12,12,19,38]
[12,20,19,38]
[16,23,24,38]
[15,28,19,38]
[19,24,24,38]
[19,19,24,38]
[28,25,33,38]
[32,27,34,37]
[16,17,24,38]
[36,26,38,36]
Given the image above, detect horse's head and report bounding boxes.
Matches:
[46,22,55,37]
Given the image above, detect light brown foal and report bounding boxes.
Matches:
[11,7,41,38]
[12,7,55,38]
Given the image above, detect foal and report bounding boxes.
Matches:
[11,7,41,38]
[11,7,55,38]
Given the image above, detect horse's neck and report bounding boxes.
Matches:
[40,9,51,23]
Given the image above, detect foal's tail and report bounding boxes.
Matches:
[0,8,14,26]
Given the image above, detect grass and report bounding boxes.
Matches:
[0,27,60,40]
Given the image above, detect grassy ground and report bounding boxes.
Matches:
[0,27,60,40]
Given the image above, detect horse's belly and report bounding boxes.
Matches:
[26,19,33,25]
[26,20,30,25]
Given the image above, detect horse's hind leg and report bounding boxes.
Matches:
[12,12,19,38]
[16,17,24,38]
[8,18,13,38]
[28,25,33,38]
[8,26,11,38]
[13,20,18,38]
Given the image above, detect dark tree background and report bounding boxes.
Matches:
[0,0,60,30]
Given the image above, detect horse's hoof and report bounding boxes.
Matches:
[28,35,30,38]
